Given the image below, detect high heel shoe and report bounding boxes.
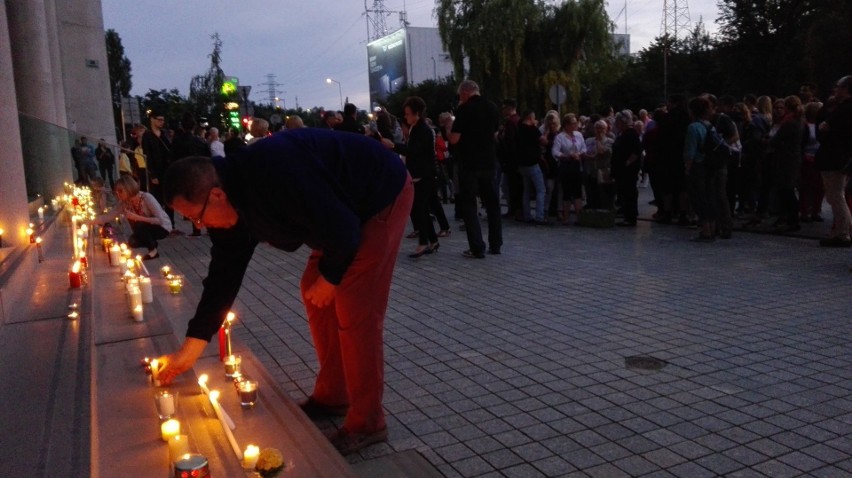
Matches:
[427,242,440,254]
[409,246,430,258]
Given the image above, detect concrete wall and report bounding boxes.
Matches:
[0,0,31,249]
[56,0,116,145]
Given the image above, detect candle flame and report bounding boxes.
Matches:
[198,374,209,386]
[35,237,42,244]
[71,261,81,273]
[226,311,236,323]
[209,390,220,401]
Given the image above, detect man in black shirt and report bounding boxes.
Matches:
[336,103,366,135]
[449,80,502,257]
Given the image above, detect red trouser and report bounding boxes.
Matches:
[300,178,413,433]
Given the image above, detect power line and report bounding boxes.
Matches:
[257,74,284,107]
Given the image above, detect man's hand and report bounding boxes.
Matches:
[157,337,207,385]
[305,275,336,308]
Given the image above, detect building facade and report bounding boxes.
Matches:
[0,0,114,248]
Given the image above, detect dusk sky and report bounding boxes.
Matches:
[102,0,720,112]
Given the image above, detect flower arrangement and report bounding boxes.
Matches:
[255,447,286,477]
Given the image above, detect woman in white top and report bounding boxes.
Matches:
[112,175,171,259]
[551,114,587,224]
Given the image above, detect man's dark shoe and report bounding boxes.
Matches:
[488,248,501,255]
[327,426,388,455]
[462,249,485,259]
[299,397,348,419]
[819,236,852,248]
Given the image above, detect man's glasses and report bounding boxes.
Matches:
[188,190,212,226]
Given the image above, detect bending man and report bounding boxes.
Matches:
[157,129,413,455]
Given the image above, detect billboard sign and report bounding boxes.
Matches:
[367,29,407,107]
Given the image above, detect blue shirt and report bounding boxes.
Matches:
[684,121,708,163]
[186,128,408,341]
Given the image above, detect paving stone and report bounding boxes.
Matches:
[155,197,852,478]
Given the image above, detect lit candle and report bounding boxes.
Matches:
[168,435,191,463]
[218,311,235,361]
[139,277,153,303]
[160,419,180,442]
[154,390,177,419]
[150,358,161,386]
[134,255,149,277]
[197,375,235,430]
[69,261,82,289]
[127,286,142,310]
[131,304,143,322]
[168,275,183,294]
[35,237,44,262]
[208,391,243,460]
[67,311,79,320]
[223,354,242,377]
[242,444,260,469]
[160,265,171,278]
[238,380,259,408]
[26,226,35,244]
[79,251,87,268]
[108,244,121,266]
[125,258,135,275]
[37,207,44,220]
[0,228,4,247]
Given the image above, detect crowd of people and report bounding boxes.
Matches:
[70,76,849,457]
[74,75,852,263]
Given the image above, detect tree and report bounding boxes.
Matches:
[189,33,227,128]
[105,29,132,138]
[435,0,618,113]
[140,88,190,128]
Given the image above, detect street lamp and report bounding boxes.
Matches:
[326,78,343,110]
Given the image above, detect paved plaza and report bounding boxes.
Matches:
[157,193,852,478]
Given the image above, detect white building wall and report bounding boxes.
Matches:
[405,27,454,84]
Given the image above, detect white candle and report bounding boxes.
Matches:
[208,391,243,460]
[118,258,128,275]
[242,444,260,469]
[160,419,180,442]
[155,390,177,418]
[109,245,121,266]
[37,207,44,220]
[139,277,153,303]
[150,358,160,386]
[168,434,191,463]
[128,286,142,311]
[131,304,143,322]
[197,375,236,430]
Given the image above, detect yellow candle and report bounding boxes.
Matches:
[242,444,260,469]
[160,419,180,442]
[168,434,191,463]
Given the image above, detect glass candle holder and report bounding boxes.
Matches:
[237,380,258,408]
[223,354,242,378]
[168,275,183,294]
[154,390,178,419]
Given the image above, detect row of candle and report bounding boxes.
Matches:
[145,358,261,469]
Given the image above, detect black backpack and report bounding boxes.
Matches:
[701,122,739,170]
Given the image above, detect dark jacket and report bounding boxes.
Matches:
[171,131,211,160]
[393,119,435,180]
[815,97,852,172]
[185,129,408,342]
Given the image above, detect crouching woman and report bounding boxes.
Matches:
[113,175,170,259]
